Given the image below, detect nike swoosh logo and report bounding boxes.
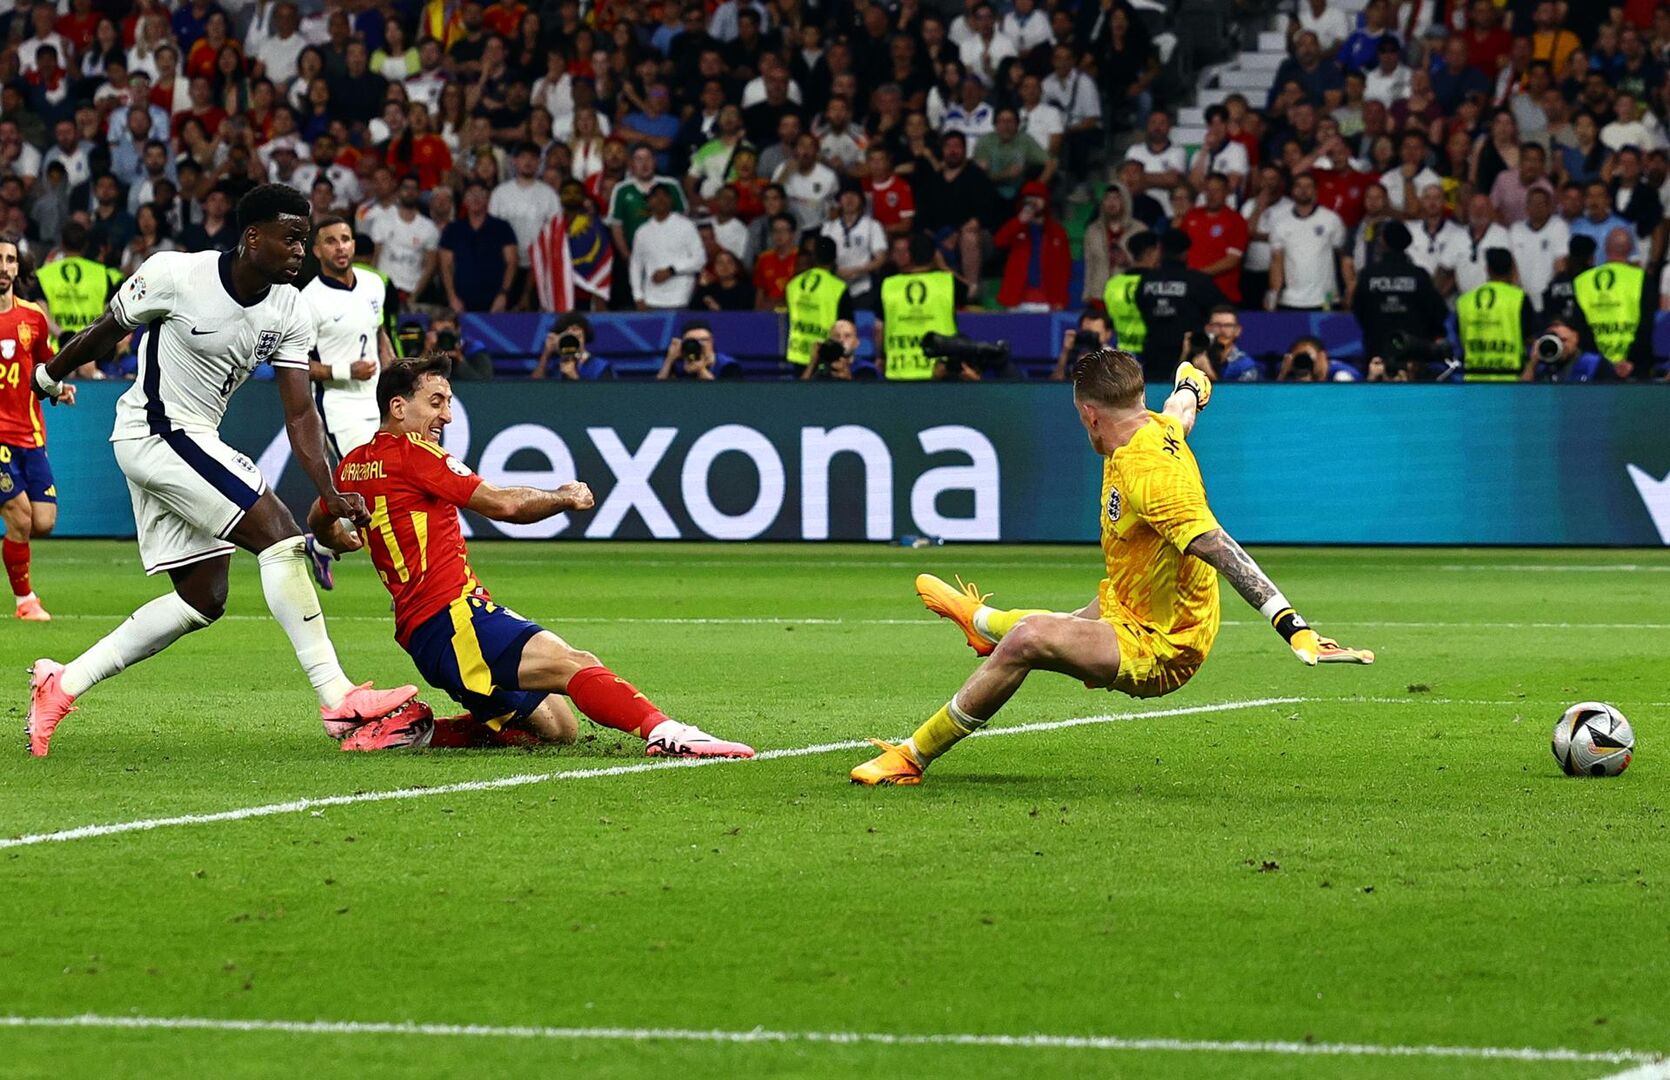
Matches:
[303,612,322,622]
[189,327,215,335]
[331,314,344,322]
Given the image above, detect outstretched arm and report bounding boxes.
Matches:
[1185,528,1374,665]
[277,366,370,525]
[466,480,595,524]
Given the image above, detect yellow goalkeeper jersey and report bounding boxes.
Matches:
[1097,412,1222,644]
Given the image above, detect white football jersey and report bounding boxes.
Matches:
[110,250,314,441]
[302,268,384,391]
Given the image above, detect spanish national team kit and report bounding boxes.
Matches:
[0,298,58,509]
[335,430,546,724]
[108,250,315,573]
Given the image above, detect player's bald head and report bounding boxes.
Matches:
[1072,347,1145,409]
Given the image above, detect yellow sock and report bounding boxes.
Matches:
[977,607,1052,641]
[905,698,986,766]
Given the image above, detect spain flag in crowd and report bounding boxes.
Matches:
[531,210,613,313]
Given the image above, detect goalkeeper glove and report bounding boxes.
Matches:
[1173,361,1212,410]
[1271,608,1375,666]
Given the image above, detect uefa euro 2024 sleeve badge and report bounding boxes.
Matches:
[1106,485,1122,523]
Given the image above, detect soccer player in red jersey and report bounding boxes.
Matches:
[307,355,756,756]
[0,235,73,622]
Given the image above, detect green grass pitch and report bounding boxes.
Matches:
[2,541,1667,1079]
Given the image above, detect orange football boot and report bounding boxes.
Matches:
[850,739,924,785]
[915,573,996,657]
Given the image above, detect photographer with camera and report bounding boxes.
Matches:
[1526,320,1615,383]
[1185,306,1261,382]
[531,313,610,380]
[1457,248,1535,382]
[1278,335,1355,382]
[784,235,855,375]
[800,319,876,381]
[656,319,740,381]
[423,313,494,381]
[1352,221,1451,382]
[877,231,959,381]
[1050,309,1111,381]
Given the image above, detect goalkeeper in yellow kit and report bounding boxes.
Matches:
[851,347,1374,785]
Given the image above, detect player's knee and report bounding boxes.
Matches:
[994,617,1047,665]
[178,582,229,623]
[31,514,54,537]
[565,649,601,674]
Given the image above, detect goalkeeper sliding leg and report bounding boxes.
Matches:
[852,354,1372,786]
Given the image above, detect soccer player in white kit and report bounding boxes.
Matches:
[25,185,431,756]
[303,215,393,459]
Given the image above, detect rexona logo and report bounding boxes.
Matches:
[1625,464,1670,545]
[257,397,1000,542]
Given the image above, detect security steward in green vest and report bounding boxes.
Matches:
[785,236,854,372]
[1104,231,1159,355]
[1456,248,1534,381]
[1571,228,1654,379]
[34,221,123,345]
[877,232,958,380]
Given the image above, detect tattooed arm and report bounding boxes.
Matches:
[1186,528,1376,665]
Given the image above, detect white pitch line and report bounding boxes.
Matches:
[1596,1062,1670,1079]
[1438,565,1670,574]
[0,1013,1658,1066]
[38,614,1670,630]
[0,698,1302,851]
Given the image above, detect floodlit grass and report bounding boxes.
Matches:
[2,542,1666,1078]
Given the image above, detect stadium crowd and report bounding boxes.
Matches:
[1,0,1667,381]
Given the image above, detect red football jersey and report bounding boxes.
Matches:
[0,300,56,448]
[336,430,486,645]
[1179,207,1249,303]
[863,175,915,231]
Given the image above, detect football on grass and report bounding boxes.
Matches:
[1552,702,1635,777]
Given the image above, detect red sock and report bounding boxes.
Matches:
[430,715,542,749]
[2,538,29,598]
[565,665,669,740]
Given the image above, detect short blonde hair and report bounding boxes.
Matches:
[1072,347,1145,407]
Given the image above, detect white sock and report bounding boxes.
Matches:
[970,606,1001,643]
[60,592,213,698]
[258,537,356,709]
[15,591,35,606]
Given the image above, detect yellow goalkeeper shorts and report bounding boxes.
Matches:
[1096,618,1217,699]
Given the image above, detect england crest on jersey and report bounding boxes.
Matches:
[253,329,281,363]
[1106,485,1122,523]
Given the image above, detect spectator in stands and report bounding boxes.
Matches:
[692,249,755,311]
[774,132,839,232]
[992,180,1070,312]
[1382,131,1441,217]
[1508,187,1568,313]
[1362,38,1411,107]
[1180,173,1249,304]
[1266,172,1351,311]
[1608,146,1663,242]
[1189,106,1250,200]
[1408,184,1465,289]
[1290,0,1351,58]
[1042,43,1101,181]
[488,142,560,306]
[1447,193,1512,295]
[958,2,1016,85]
[440,177,518,313]
[1103,7,1159,130]
[1561,111,1608,183]
[820,178,886,308]
[1123,111,1187,200]
[751,210,799,309]
[607,145,687,260]
[630,184,705,310]
[1489,142,1553,225]
[1082,182,1148,309]
[1569,179,1638,260]
[1432,36,1491,113]
[913,130,996,294]
[371,175,441,305]
[1529,0,1581,76]
[1240,164,1293,305]
[1338,0,1398,74]
[656,319,739,379]
[973,107,1051,203]
[862,147,915,237]
[1269,32,1344,111]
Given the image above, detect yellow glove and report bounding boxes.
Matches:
[1173,361,1212,410]
[1290,628,1376,665]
